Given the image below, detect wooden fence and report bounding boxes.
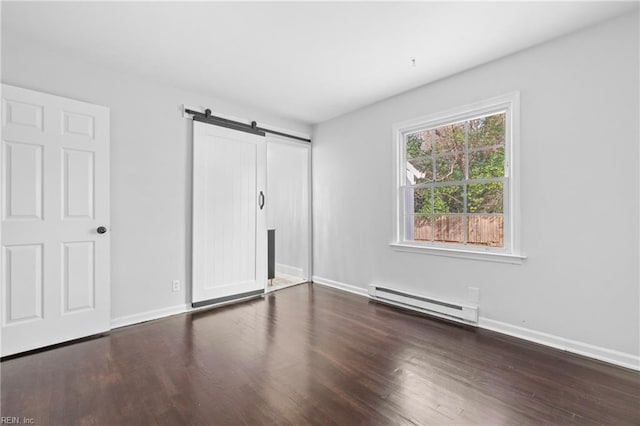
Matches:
[413,215,503,247]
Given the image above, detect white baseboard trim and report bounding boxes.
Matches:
[111,304,189,329]
[312,276,368,297]
[276,263,304,278]
[479,317,639,371]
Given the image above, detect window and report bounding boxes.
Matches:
[392,93,524,263]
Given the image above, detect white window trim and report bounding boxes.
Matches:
[391,92,525,264]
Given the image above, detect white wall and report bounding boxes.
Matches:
[266,139,310,278]
[312,12,639,361]
[1,33,311,321]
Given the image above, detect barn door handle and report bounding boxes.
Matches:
[259,191,265,210]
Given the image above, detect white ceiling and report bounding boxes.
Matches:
[2,2,637,125]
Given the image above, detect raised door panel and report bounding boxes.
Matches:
[62,111,95,140]
[62,149,95,220]
[62,241,95,313]
[3,244,43,325]
[3,141,43,221]
[2,99,44,131]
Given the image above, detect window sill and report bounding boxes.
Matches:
[389,243,527,264]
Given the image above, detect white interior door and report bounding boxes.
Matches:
[192,121,266,306]
[1,84,110,356]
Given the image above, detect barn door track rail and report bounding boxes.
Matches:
[185,108,311,143]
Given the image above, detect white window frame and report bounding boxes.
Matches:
[390,92,525,264]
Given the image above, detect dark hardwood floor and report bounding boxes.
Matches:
[1,284,639,425]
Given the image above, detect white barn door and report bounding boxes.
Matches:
[192,121,266,306]
[1,85,110,356]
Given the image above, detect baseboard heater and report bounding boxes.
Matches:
[368,284,478,325]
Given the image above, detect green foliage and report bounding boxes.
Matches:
[468,182,503,214]
[406,134,424,158]
[469,114,505,148]
[407,113,505,216]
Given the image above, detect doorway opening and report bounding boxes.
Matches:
[266,137,311,291]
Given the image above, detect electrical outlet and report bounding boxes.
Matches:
[172,280,181,292]
[468,286,480,304]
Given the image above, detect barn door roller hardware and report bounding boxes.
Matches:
[185,108,311,143]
